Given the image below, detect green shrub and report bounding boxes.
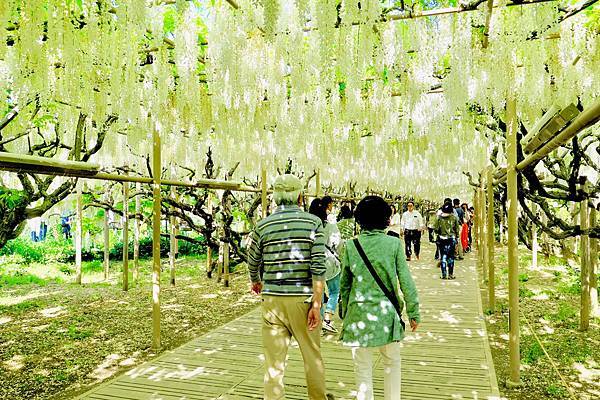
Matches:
[518,273,529,282]
[0,238,44,264]
[555,302,577,322]
[557,278,581,295]
[545,384,566,397]
[82,260,103,273]
[67,325,93,340]
[519,287,534,298]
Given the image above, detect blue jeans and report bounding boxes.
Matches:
[439,238,456,277]
[322,274,341,317]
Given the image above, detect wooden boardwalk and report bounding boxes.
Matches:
[77,242,500,399]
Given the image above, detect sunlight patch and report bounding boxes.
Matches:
[40,306,66,318]
[0,316,12,325]
[4,355,25,371]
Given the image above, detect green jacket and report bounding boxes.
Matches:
[433,212,460,238]
[339,230,421,347]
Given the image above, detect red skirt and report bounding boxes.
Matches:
[461,223,469,250]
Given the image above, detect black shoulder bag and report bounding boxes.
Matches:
[352,238,406,331]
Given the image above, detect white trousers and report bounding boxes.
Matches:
[351,342,401,400]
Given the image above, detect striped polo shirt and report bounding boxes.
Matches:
[247,205,327,295]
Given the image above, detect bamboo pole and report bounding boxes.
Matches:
[151,128,162,351]
[133,182,140,282]
[103,204,110,281]
[170,186,176,287]
[506,92,522,386]
[531,202,538,269]
[75,185,83,285]
[482,0,495,49]
[223,242,230,288]
[261,166,267,218]
[590,206,598,318]
[122,179,130,291]
[487,167,495,311]
[579,179,590,331]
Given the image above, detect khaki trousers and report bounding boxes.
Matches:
[262,295,327,400]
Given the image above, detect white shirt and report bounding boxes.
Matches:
[401,210,424,230]
[388,213,402,234]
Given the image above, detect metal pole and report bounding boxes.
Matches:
[487,167,495,311]
[579,179,590,331]
[75,184,83,285]
[122,179,129,291]
[261,166,267,218]
[506,92,521,386]
[152,128,162,351]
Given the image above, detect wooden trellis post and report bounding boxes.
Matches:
[206,246,213,277]
[123,177,130,292]
[170,186,176,287]
[75,184,83,285]
[590,206,598,318]
[531,202,538,269]
[133,182,140,282]
[315,169,321,197]
[151,128,162,351]
[217,242,223,283]
[506,91,521,386]
[478,185,486,279]
[103,197,110,281]
[261,165,268,218]
[486,167,495,310]
[579,178,591,331]
[223,242,230,287]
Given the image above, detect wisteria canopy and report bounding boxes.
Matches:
[1,0,599,198]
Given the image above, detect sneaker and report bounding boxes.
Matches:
[322,320,338,333]
[406,256,411,261]
[449,275,456,280]
[441,275,447,279]
[416,255,420,260]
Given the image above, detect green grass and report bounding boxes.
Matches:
[522,341,544,364]
[0,299,42,313]
[67,325,94,340]
[0,273,51,287]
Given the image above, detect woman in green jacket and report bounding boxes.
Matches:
[339,196,420,400]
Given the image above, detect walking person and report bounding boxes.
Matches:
[247,174,330,400]
[337,204,357,240]
[387,204,402,238]
[309,198,342,333]
[400,201,424,261]
[434,202,461,279]
[426,209,437,243]
[339,196,420,400]
[453,199,465,260]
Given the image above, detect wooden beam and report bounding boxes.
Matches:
[103,196,110,281]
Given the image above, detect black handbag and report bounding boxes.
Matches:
[347,238,406,330]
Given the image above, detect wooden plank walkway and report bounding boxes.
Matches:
[77,242,501,399]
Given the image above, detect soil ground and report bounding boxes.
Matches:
[0,256,260,400]
[477,243,599,399]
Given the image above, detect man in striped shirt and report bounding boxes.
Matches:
[247,174,329,400]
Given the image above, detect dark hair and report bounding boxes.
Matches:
[337,205,353,221]
[453,198,460,206]
[355,196,392,231]
[309,198,327,223]
[407,201,414,206]
[444,197,452,205]
[321,196,333,209]
[442,203,453,213]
